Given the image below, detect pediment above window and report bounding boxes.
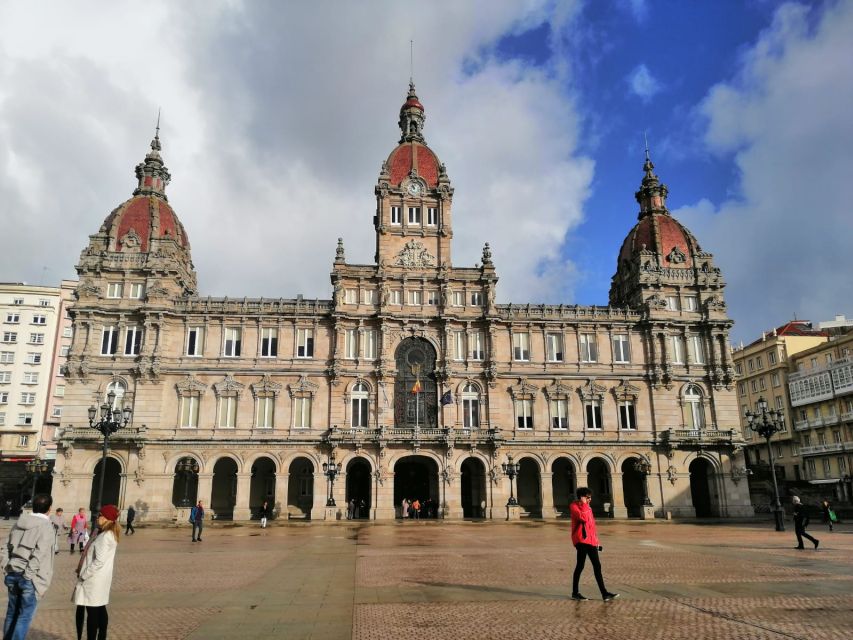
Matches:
[578,379,607,401]
[176,375,207,395]
[288,375,319,398]
[612,379,641,401]
[251,374,282,398]
[508,377,539,399]
[214,374,245,397]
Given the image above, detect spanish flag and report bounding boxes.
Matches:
[411,379,422,394]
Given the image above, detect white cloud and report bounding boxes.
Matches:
[626,63,661,102]
[0,1,593,306]
[674,1,853,342]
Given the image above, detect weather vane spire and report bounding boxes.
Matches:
[410,40,414,84]
[644,129,650,161]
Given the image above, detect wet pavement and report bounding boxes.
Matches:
[4,518,851,639]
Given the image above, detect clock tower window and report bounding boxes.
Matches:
[427,207,437,226]
[408,207,421,225]
[391,206,401,225]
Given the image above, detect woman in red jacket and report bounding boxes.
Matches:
[570,487,619,601]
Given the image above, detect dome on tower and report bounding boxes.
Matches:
[97,131,190,252]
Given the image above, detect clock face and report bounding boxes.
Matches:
[407,182,421,196]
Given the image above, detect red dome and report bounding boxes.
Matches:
[402,97,424,111]
[618,213,697,267]
[386,142,440,187]
[100,195,189,252]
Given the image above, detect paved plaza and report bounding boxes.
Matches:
[3,518,851,639]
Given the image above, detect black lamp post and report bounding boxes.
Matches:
[322,455,342,507]
[176,457,200,507]
[88,390,132,524]
[23,458,50,507]
[633,458,653,506]
[745,396,785,531]
[501,454,521,506]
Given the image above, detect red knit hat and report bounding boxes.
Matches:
[100,505,119,522]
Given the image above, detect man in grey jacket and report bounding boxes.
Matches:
[1,493,56,640]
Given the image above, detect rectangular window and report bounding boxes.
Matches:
[260,328,278,357]
[585,401,602,430]
[748,359,755,372]
[822,459,831,478]
[735,363,743,375]
[751,380,758,393]
[60,346,70,357]
[580,333,598,363]
[806,459,816,476]
[351,397,369,428]
[768,351,777,365]
[775,395,784,409]
[5,313,20,323]
[513,332,530,361]
[612,334,630,363]
[839,457,848,473]
[364,329,378,359]
[0,413,4,425]
[738,382,746,396]
[17,413,33,426]
[0,392,7,403]
[515,399,533,429]
[666,295,680,311]
[26,352,41,365]
[18,435,29,447]
[32,315,46,325]
[619,401,637,430]
[344,329,357,359]
[408,206,421,224]
[425,290,438,305]
[826,353,833,365]
[463,396,479,429]
[293,397,311,428]
[427,207,437,225]
[546,333,563,362]
[551,399,568,429]
[684,296,699,312]
[408,290,422,306]
[180,396,199,428]
[470,331,485,361]
[0,372,11,383]
[453,331,465,361]
[452,291,464,306]
[345,289,358,304]
[107,282,123,298]
[390,206,401,225]
[390,290,402,305]
[38,299,50,307]
[186,327,204,356]
[362,289,376,305]
[775,444,783,459]
[470,292,483,306]
[2,332,17,343]
[224,327,242,357]
[22,372,38,385]
[256,397,274,428]
[124,326,142,355]
[101,326,118,355]
[690,336,706,364]
[771,372,780,387]
[758,377,766,391]
[833,430,842,443]
[63,327,73,338]
[52,406,62,418]
[0,352,13,364]
[20,393,35,405]
[129,283,145,299]
[296,328,314,358]
[218,396,238,428]
[818,431,827,446]
[12,298,23,305]
[54,386,65,398]
[29,333,44,345]
[810,357,818,369]
[670,335,685,364]
[756,356,763,369]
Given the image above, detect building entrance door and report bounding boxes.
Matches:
[394,456,439,518]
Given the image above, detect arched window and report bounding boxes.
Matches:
[461,383,479,429]
[106,381,126,410]
[685,385,705,429]
[352,381,369,428]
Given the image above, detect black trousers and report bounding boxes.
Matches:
[795,524,818,548]
[76,605,108,640]
[125,522,134,535]
[572,543,607,596]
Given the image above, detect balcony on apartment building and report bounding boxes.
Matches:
[789,356,853,407]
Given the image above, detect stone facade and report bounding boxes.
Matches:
[50,85,753,522]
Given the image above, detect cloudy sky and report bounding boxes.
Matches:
[0,0,850,343]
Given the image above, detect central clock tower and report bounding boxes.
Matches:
[374,82,454,269]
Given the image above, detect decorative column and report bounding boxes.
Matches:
[233,471,252,521]
[312,472,330,520]
[196,472,214,510]
[540,472,556,519]
[442,464,463,519]
[610,471,627,518]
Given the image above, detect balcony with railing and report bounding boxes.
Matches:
[659,428,738,448]
[842,411,853,422]
[794,420,811,431]
[800,442,844,456]
[808,417,825,428]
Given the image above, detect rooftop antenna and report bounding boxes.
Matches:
[644,129,650,161]
[410,40,414,83]
[155,107,161,139]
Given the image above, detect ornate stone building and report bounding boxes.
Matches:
[51,84,753,521]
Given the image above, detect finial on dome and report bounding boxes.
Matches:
[634,138,668,219]
[335,237,346,264]
[399,80,426,143]
[133,114,171,200]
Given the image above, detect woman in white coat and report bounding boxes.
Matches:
[72,504,120,640]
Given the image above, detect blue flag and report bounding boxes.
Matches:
[440,390,452,405]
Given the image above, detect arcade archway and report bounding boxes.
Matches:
[621,458,645,518]
[287,457,315,519]
[211,457,238,520]
[346,457,372,519]
[460,457,487,518]
[586,458,612,518]
[517,458,542,518]
[89,457,122,510]
[250,457,276,520]
[689,458,716,517]
[394,455,439,518]
[551,458,576,517]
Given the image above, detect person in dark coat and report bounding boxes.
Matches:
[792,496,819,550]
[259,501,270,528]
[820,499,835,532]
[125,505,136,535]
[190,500,204,542]
[570,487,619,601]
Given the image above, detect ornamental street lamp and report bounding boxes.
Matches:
[88,390,132,524]
[176,457,200,507]
[22,457,50,508]
[633,458,653,506]
[322,455,342,507]
[501,454,521,506]
[745,396,785,531]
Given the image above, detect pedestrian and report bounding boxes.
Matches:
[3,499,12,520]
[347,498,354,520]
[190,500,205,542]
[400,498,409,519]
[72,504,121,640]
[1,493,57,640]
[820,499,836,532]
[259,501,270,528]
[792,496,819,550]
[412,499,420,520]
[70,508,88,554]
[125,505,136,535]
[50,507,68,554]
[570,487,619,601]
